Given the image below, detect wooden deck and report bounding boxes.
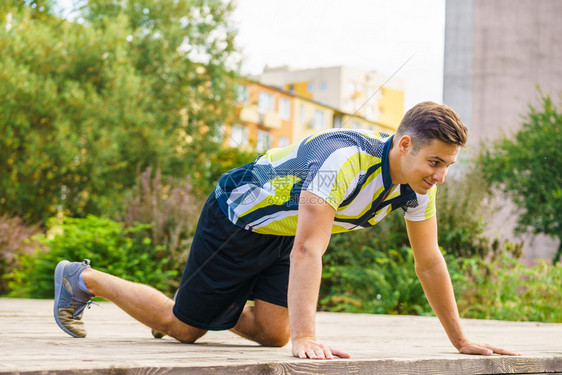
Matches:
[0,298,560,375]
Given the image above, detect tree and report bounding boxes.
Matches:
[0,0,239,223]
[479,94,562,263]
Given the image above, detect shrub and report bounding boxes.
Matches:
[454,252,562,323]
[320,211,432,315]
[321,244,432,315]
[319,168,524,317]
[436,168,501,259]
[0,215,44,295]
[121,165,201,275]
[8,215,177,298]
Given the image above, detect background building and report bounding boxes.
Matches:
[443,0,562,261]
[291,96,335,142]
[225,80,294,152]
[255,65,405,131]
[225,78,397,152]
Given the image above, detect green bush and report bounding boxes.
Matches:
[320,211,432,315]
[454,253,562,323]
[321,244,432,315]
[436,168,504,259]
[0,215,45,295]
[8,215,177,298]
[319,169,526,318]
[121,165,202,275]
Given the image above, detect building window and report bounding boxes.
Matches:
[352,121,362,130]
[279,98,291,120]
[312,110,324,130]
[299,104,305,124]
[236,84,249,103]
[278,136,290,148]
[288,84,295,93]
[258,91,275,114]
[320,81,327,91]
[333,115,343,128]
[307,82,314,92]
[257,130,273,152]
[230,124,248,147]
[346,99,354,112]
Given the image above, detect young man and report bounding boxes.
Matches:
[54,102,519,359]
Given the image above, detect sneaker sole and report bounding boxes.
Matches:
[54,260,81,338]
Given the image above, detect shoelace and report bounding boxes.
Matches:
[71,300,101,318]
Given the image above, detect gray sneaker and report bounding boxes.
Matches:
[54,259,95,338]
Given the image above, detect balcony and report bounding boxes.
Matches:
[239,104,260,124]
[261,110,281,129]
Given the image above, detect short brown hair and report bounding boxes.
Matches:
[395,102,468,150]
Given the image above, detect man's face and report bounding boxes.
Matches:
[400,138,460,194]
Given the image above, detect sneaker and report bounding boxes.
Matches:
[53,259,95,338]
[151,289,178,339]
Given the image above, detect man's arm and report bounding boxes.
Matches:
[288,190,351,359]
[405,216,520,356]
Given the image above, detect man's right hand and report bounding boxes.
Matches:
[291,337,351,359]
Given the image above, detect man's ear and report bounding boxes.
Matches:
[398,135,413,155]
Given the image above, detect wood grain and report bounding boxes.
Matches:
[1,298,561,375]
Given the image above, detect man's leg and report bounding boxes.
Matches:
[230,299,290,347]
[82,268,207,343]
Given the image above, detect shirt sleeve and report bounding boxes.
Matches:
[403,185,437,221]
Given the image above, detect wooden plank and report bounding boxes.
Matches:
[1,298,561,375]
[6,360,562,375]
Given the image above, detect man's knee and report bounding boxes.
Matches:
[259,330,290,347]
[161,311,207,343]
[253,299,290,347]
[170,329,205,344]
[256,318,290,347]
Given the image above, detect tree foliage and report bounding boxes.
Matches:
[0,0,239,223]
[479,94,562,263]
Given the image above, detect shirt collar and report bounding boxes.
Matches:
[381,134,394,190]
[382,134,417,201]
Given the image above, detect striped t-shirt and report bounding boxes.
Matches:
[214,129,436,236]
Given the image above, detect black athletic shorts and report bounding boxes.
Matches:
[172,193,295,331]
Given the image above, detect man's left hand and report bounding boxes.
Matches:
[458,340,521,356]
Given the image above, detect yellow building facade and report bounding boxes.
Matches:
[257,65,405,132]
[292,96,335,143]
[377,87,404,131]
[338,113,395,134]
[225,78,398,153]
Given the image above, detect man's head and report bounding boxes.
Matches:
[390,102,468,194]
[394,101,468,152]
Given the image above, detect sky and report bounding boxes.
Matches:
[54,0,446,111]
[231,0,446,111]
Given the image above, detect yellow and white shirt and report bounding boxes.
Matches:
[215,129,436,236]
